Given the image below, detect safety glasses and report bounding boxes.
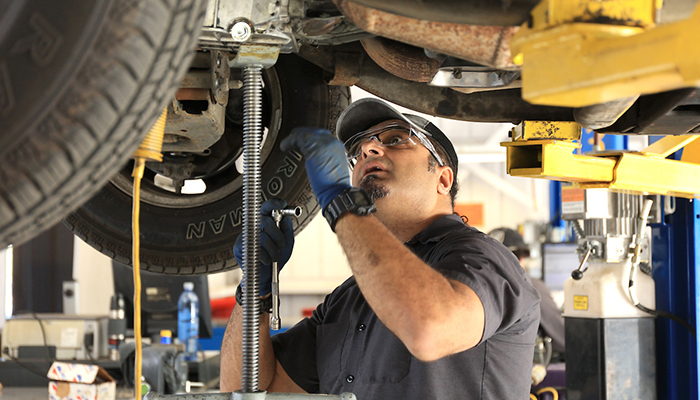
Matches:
[343,122,445,168]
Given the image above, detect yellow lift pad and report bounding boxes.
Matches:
[511,0,700,107]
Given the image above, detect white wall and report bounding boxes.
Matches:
[280,214,352,294]
[72,239,114,315]
[0,247,8,330]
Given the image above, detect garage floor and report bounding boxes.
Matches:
[0,386,138,399]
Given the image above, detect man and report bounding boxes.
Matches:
[488,227,566,355]
[221,98,541,399]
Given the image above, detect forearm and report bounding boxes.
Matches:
[220,303,276,392]
[335,214,483,360]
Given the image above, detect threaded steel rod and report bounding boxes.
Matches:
[241,65,263,392]
[572,220,585,240]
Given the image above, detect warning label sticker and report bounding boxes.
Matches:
[573,295,588,311]
[562,187,585,214]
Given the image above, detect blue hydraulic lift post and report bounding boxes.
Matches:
[652,198,699,399]
[649,138,699,400]
[549,181,564,231]
[579,128,628,153]
[694,199,700,400]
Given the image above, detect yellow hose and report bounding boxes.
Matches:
[536,387,559,400]
[131,108,167,400]
[131,158,145,400]
[133,109,166,162]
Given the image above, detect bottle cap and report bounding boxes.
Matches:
[184,282,194,291]
[110,293,125,310]
[160,330,172,344]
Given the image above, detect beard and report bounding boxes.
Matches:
[359,175,389,201]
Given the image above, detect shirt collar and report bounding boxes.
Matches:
[405,214,466,246]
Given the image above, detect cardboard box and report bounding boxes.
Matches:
[47,362,116,400]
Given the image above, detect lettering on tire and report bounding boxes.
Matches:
[184,149,305,239]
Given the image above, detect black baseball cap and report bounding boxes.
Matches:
[336,98,459,176]
[488,227,530,254]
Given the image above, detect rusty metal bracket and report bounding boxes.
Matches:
[211,51,230,105]
[360,37,440,83]
[297,43,576,123]
[165,50,231,153]
[327,52,362,86]
[229,44,280,69]
[333,0,520,70]
[163,98,226,153]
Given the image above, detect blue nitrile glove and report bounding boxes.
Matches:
[280,127,351,210]
[233,198,295,296]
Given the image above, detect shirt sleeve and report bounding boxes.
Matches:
[430,235,541,344]
[271,300,325,393]
[271,279,353,393]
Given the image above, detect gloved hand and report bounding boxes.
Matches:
[234,198,295,296]
[280,127,351,210]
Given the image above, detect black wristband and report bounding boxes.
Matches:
[235,285,272,316]
[323,187,376,232]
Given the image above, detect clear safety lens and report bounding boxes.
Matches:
[344,122,445,168]
[345,124,417,167]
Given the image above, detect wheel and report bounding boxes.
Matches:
[65,55,351,275]
[0,0,207,247]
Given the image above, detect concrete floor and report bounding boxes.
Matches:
[0,387,53,400]
[0,386,138,399]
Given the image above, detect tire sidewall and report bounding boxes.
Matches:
[68,55,348,274]
[2,0,207,247]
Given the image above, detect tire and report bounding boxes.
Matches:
[0,0,207,247]
[65,55,351,275]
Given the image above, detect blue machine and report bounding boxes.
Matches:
[548,133,699,399]
[651,148,699,399]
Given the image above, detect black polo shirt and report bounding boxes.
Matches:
[272,214,541,399]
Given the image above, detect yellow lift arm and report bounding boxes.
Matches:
[511,0,700,108]
[502,122,700,199]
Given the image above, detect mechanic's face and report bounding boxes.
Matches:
[350,119,451,209]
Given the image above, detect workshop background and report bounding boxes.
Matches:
[0,87,558,330]
[0,88,653,398]
[0,87,654,336]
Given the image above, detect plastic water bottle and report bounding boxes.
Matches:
[178,282,199,361]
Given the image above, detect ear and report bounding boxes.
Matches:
[436,166,453,196]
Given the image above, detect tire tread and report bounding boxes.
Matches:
[0,0,207,246]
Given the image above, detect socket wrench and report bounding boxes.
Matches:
[270,206,302,330]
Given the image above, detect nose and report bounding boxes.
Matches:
[358,136,385,161]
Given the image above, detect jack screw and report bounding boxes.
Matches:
[270,207,303,330]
